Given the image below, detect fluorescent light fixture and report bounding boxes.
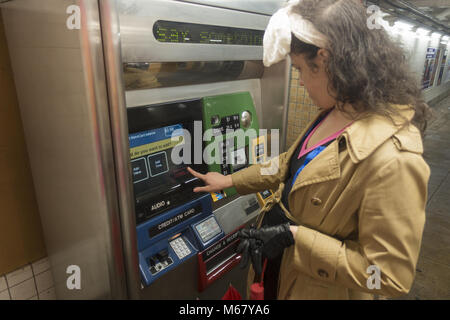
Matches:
[394,21,413,31]
[431,32,442,38]
[416,28,430,36]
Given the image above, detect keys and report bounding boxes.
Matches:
[170,237,192,259]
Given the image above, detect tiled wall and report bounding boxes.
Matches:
[286,67,320,148]
[0,258,55,300]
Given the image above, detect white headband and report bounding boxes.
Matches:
[263,0,328,67]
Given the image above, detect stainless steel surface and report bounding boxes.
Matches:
[214,194,260,235]
[117,0,269,62]
[98,0,141,300]
[177,0,287,16]
[2,0,127,299]
[260,59,291,153]
[123,60,264,90]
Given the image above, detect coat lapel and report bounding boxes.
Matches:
[289,139,341,193]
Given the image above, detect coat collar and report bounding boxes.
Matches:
[341,105,418,164]
[288,105,420,195]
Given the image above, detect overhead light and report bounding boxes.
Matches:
[416,28,430,37]
[394,21,414,31]
[431,32,442,38]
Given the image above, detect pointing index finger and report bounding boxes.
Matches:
[187,166,204,179]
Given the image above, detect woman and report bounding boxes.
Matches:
[188,0,431,300]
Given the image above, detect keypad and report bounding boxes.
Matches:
[170,237,192,260]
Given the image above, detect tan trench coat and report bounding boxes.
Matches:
[231,106,430,300]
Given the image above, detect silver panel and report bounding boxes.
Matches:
[99,0,141,300]
[117,0,269,62]
[123,60,264,90]
[126,78,261,111]
[214,194,260,234]
[260,59,291,153]
[178,0,287,15]
[2,0,127,299]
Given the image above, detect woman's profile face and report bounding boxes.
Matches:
[290,52,336,110]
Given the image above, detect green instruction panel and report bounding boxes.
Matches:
[202,92,260,197]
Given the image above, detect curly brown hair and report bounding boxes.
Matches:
[290,0,431,135]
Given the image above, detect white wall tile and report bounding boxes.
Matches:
[0,276,7,292]
[0,290,11,300]
[5,265,33,287]
[38,287,56,300]
[31,258,51,275]
[9,278,36,300]
[35,270,54,293]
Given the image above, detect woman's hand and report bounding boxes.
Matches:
[237,223,295,276]
[187,167,233,193]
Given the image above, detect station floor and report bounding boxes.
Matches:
[394,93,450,300]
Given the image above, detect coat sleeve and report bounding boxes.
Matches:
[231,151,289,195]
[292,154,430,297]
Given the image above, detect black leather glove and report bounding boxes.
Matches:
[236,223,295,276]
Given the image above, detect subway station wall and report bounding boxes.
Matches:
[0,12,47,276]
[393,31,450,103]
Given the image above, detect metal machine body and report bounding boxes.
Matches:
[2,0,289,299]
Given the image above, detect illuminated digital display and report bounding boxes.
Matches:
[153,20,264,46]
[194,216,222,244]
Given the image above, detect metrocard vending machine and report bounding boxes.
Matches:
[127,93,271,298]
[2,0,290,299]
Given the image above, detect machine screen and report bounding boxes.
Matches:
[194,216,222,244]
[153,20,264,46]
[129,124,191,197]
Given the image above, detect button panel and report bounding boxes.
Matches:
[170,237,192,260]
